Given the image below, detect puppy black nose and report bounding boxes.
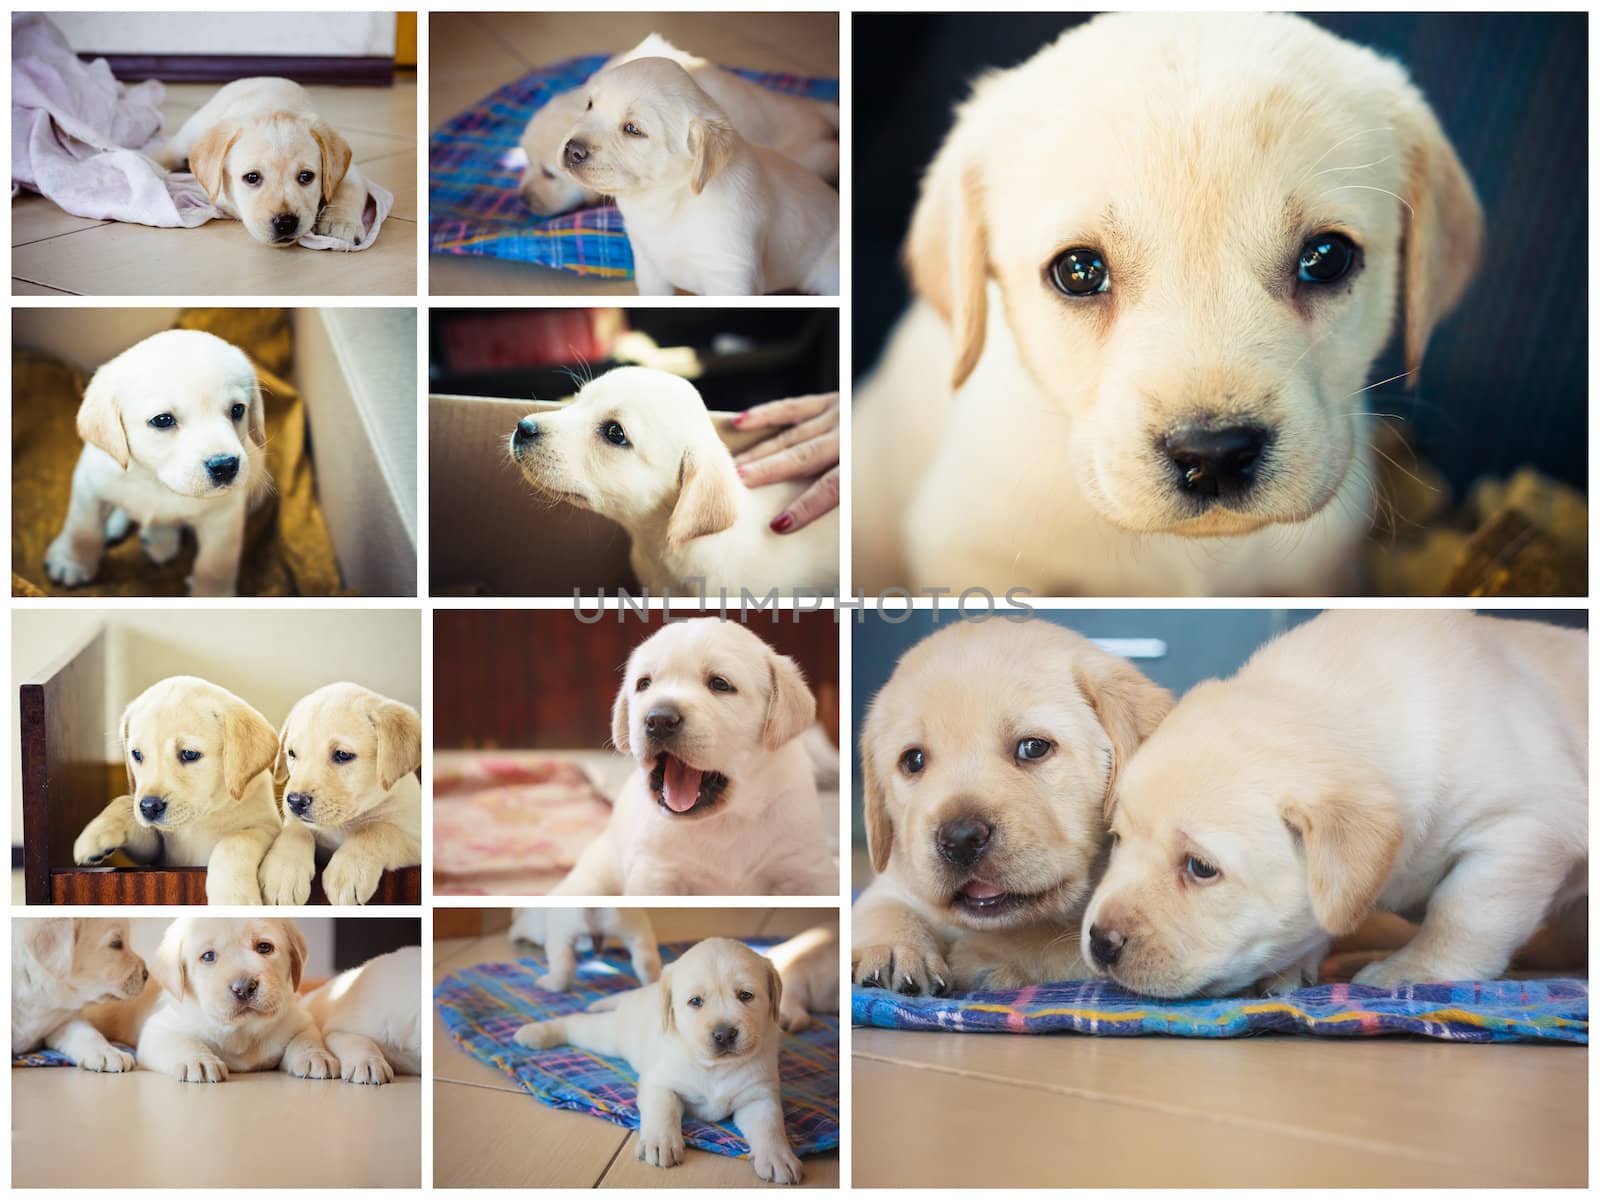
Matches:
[229,976,259,1001]
[644,705,683,739]
[1164,425,1271,500]
[1088,924,1126,969]
[935,816,993,870]
[138,795,167,821]
[711,1023,739,1050]
[286,792,313,817]
[205,455,240,484]
[562,139,589,167]
[513,418,540,445]
[271,212,299,238]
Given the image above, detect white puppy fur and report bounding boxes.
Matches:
[520,32,839,215]
[1082,611,1587,997]
[510,907,662,992]
[854,13,1483,595]
[765,924,840,1032]
[510,366,839,596]
[258,682,423,906]
[73,676,281,905]
[551,619,837,896]
[561,57,839,295]
[514,937,803,1184]
[12,918,148,1071]
[302,945,422,1085]
[44,329,271,597]
[159,76,368,247]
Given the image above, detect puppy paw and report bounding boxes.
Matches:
[140,524,182,565]
[77,1046,135,1073]
[635,1127,685,1169]
[853,943,950,997]
[44,537,98,589]
[752,1143,803,1185]
[259,849,314,907]
[205,875,262,906]
[1351,956,1455,990]
[322,852,381,906]
[313,214,365,245]
[535,970,574,992]
[103,507,132,543]
[73,813,130,866]
[512,1021,564,1050]
[342,1054,394,1085]
[778,1002,813,1033]
[286,1047,340,1080]
[172,1053,229,1083]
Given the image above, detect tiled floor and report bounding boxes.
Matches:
[427,12,838,297]
[12,78,417,296]
[433,909,841,1189]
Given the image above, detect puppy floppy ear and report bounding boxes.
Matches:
[666,450,738,548]
[77,362,130,470]
[152,920,189,999]
[273,697,301,790]
[22,919,77,978]
[373,698,423,792]
[762,653,816,751]
[1073,646,1173,818]
[220,697,279,802]
[1394,86,1483,383]
[309,119,353,203]
[658,963,675,1032]
[188,121,241,203]
[118,701,137,795]
[687,116,735,195]
[765,956,784,1027]
[859,703,894,874]
[280,920,309,992]
[610,678,632,756]
[239,361,267,450]
[1281,782,1405,936]
[905,130,989,389]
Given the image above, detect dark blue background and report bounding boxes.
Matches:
[852,13,1588,495]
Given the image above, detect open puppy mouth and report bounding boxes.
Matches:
[948,876,1072,923]
[649,752,729,817]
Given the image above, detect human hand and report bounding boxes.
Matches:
[733,392,840,534]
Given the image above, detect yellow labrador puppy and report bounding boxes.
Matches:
[73,676,280,905]
[1083,611,1587,997]
[43,329,270,597]
[12,918,148,1071]
[510,907,662,992]
[158,76,367,246]
[302,945,422,1085]
[766,924,839,1032]
[853,619,1171,994]
[515,938,802,1184]
[258,682,423,906]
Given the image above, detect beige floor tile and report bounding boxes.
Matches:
[366,148,417,222]
[434,934,532,1093]
[11,192,109,247]
[428,14,533,132]
[429,250,637,297]
[600,1135,839,1189]
[12,1067,420,1188]
[12,277,75,295]
[433,1079,628,1187]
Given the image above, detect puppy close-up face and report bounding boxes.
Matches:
[189,113,353,246]
[22,918,148,1002]
[559,57,734,198]
[1082,682,1402,997]
[911,12,1483,538]
[77,330,265,499]
[862,620,1171,931]
[154,917,307,1026]
[510,367,737,542]
[121,676,279,833]
[277,682,422,828]
[518,90,599,215]
[661,938,781,1063]
[613,619,815,819]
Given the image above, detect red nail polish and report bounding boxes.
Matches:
[770,513,794,533]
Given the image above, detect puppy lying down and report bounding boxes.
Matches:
[510,366,839,597]
[515,938,803,1184]
[1084,611,1587,997]
[302,945,422,1084]
[13,918,148,1071]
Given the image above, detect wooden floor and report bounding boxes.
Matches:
[433,908,840,1189]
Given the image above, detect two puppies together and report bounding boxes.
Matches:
[73,676,421,906]
[855,613,1588,997]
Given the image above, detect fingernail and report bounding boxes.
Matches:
[770,513,794,533]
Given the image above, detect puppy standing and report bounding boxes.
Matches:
[44,329,271,597]
[13,918,148,1071]
[509,366,839,596]
[258,683,423,906]
[551,619,837,896]
[561,57,839,296]
[302,945,422,1084]
[510,907,662,992]
[515,938,803,1184]
[158,76,367,247]
[73,676,280,905]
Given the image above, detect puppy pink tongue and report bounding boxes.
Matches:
[663,756,704,813]
[963,880,1005,900]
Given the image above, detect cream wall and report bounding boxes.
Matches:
[50,14,394,57]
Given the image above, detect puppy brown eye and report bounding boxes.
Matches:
[708,675,734,694]
[601,420,630,447]
[297,170,315,186]
[635,676,651,692]
[332,750,356,764]
[286,749,296,759]
[586,98,593,111]
[242,171,262,186]
[1048,247,1109,297]
[178,749,201,764]
[737,989,754,1002]
[623,122,646,138]
[230,403,246,421]
[1297,232,1358,284]
[899,748,926,776]
[147,413,176,430]
[255,942,274,955]
[1016,737,1053,763]
[1185,854,1220,881]
[200,950,216,964]
[109,939,123,950]
[687,996,703,1008]
[131,749,143,763]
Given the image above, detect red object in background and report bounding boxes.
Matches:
[440,309,623,372]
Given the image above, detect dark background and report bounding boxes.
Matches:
[853,13,1588,495]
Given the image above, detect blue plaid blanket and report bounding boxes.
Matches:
[13,1043,135,1067]
[427,55,837,276]
[853,978,1588,1044]
[436,940,839,1157]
